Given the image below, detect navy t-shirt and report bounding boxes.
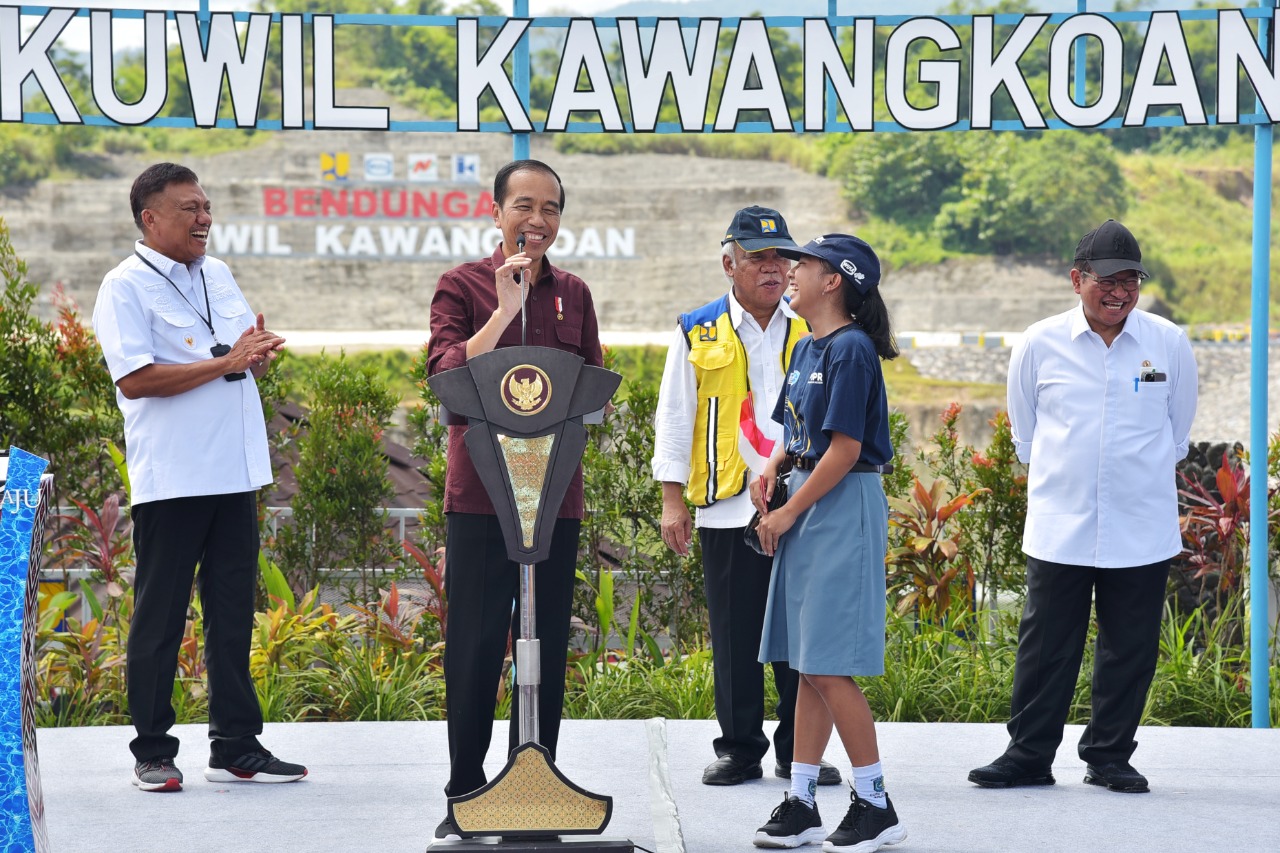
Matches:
[772,324,893,466]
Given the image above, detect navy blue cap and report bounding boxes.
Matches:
[721,205,799,252]
[778,233,881,295]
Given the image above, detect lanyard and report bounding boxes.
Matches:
[133,250,220,345]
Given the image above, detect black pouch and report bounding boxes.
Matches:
[743,471,789,557]
[211,343,246,381]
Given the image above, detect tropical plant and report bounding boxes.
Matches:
[34,589,128,727]
[0,223,123,510]
[52,494,132,595]
[274,352,399,601]
[959,410,1029,606]
[401,540,447,639]
[1179,449,1250,601]
[886,478,990,618]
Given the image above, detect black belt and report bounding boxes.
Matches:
[787,454,893,475]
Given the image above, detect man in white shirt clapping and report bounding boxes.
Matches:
[93,163,306,793]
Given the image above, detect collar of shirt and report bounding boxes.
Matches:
[1068,300,1144,346]
[134,240,207,296]
[726,289,797,334]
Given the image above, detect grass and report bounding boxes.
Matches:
[280,344,1005,412]
[1121,151,1280,325]
[883,356,1004,408]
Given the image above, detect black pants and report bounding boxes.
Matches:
[128,492,263,762]
[1005,555,1170,769]
[442,513,580,797]
[700,526,797,765]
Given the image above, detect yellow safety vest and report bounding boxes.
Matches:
[679,296,808,507]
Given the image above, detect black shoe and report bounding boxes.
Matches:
[1084,760,1149,793]
[702,754,764,786]
[132,757,183,792]
[823,792,907,853]
[204,748,307,783]
[775,761,843,786]
[967,754,1055,788]
[434,815,461,841]
[754,795,825,848]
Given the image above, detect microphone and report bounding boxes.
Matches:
[515,235,528,345]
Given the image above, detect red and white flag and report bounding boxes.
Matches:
[738,393,775,476]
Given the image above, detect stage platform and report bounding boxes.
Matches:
[36,720,1280,853]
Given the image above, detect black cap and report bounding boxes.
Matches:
[778,233,882,296]
[1074,220,1148,278]
[721,205,799,253]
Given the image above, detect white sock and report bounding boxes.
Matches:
[790,762,820,807]
[852,761,888,809]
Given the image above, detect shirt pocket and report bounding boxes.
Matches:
[1124,380,1170,433]
[212,298,248,334]
[688,342,737,398]
[156,311,201,352]
[157,311,196,329]
[212,299,247,319]
[554,323,582,350]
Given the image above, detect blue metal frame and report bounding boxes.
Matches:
[8,6,1277,133]
[1248,0,1275,730]
[3,1,1275,725]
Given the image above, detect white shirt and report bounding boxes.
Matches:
[651,292,798,528]
[1007,303,1198,568]
[92,242,273,505]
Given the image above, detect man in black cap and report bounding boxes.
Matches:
[969,220,1198,794]
[651,206,839,787]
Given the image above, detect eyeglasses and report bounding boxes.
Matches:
[1082,271,1143,293]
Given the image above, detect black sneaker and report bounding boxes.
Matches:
[1083,760,1149,793]
[204,748,307,783]
[754,795,825,848]
[132,757,182,792]
[823,792,907,853]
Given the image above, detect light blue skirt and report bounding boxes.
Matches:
[758,469,888,676]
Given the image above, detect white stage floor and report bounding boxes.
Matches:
[35,719,1280,852]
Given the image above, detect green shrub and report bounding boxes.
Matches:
[274,352,399,601]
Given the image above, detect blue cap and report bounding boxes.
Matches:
[721,205,799,253]
[778,233,881,295]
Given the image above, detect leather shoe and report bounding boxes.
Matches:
[702,754,763,786]
[774,760,842,785]
[968,754,1055,788]
[1084,760,1149,793]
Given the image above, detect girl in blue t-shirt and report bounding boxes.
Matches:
[748,234,905,853]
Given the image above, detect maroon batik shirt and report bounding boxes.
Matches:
[426,246,604,519]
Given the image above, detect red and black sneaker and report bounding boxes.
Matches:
[204,748,307,784]
[133,757,183,792]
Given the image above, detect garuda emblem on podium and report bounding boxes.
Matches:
[502,365,551,416]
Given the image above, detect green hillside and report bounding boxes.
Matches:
[3,1,1274,324]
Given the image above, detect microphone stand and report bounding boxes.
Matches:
[514,233,537,747]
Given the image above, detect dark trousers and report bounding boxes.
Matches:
[128,492,263,762]
[1005,555,1170,769]
[700,526,797,765]
[442,512,580,797]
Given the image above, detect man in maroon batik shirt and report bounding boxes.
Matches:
[426,159,602,841]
